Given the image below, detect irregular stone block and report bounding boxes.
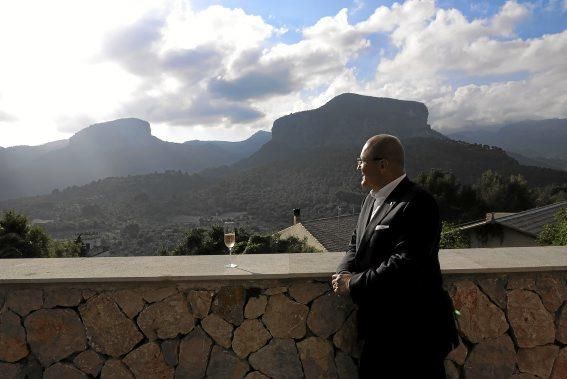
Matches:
[551,347,567,379]
[444,360,460,379]
[307,292,354,339]
[82,289,97,300]
[141,287,178,303]
[6,289,43,317]
[244,295,267,319]
[463,335,516,379]
[510,374,539,379]
[244,372,269,379]
[211,286,246,326]
[73,350,104,377]
[298,336,337,379]
[0,362,21,379]
[451,280,508,343]
[332,310,360,358]
[335,351,358,379]
[264,286,287,295]
[507,289,555,347]
[536,276,565,313]
[20,357,42,379]
[0,310,29,362]
[477,277,507,309]
[556,304,567,344]
[263,294,309,339]
[100,359,134,379]
[201,313,234,348]
[44,288,83,308]
[508,277,536,290]
[206,345,250,379]
[44,363,87,379]
[188,290,214,319]
[447,339,468,365]
[123,342,174,378]
[161,339,180,367]
[25,308,87,366]
[79,294,143,357]
[517,345,559,378]
[289,281,329,304]
[137,293,194,340]
[249,338,303,379]
[232,319,271,358]
[177,326,213,379]
[108,289,145,319]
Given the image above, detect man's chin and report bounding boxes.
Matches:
[361,178,370,189]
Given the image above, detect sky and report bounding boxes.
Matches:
[0,0,566,147]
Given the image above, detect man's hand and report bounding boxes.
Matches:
[332,273,352,295]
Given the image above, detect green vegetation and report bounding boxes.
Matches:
[417,169,565,222]
[440,221,470,249]
[161,225,319,256]
[1,165,565,256]
[537,209,567,246]
[0,210,83,258]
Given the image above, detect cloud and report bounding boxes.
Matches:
[0,110,16,122]
[1,0,565,146]
[117,90,264,127]
[55,114,97,133]
[209,66,296,100]
[490,0,530,35]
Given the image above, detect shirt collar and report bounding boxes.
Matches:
[370,174,406,201]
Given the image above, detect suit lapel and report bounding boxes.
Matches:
[357,177,412,253]
[356,194,374,248]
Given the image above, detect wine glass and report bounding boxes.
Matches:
[224,222,237,268]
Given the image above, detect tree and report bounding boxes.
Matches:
[47,240,82,258]
[505,174,535,211]
[165,225,319,256]
[477,170,507,210]
[0,211,49,258]
[476,171,535,212]
[537,209,567,246]
[440,222,470,249]
[121,223,140,239]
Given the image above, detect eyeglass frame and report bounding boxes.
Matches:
[356,157,385,169]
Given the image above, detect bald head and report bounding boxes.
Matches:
[364,134,405,169]
[358,134,405,190]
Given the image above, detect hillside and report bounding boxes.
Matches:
[2,93,566,256]
[0,119,270,200]
[449,119,567,170]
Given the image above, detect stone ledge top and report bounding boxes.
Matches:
[0,246,565,284]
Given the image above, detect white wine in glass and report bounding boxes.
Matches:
[224,222,237,268]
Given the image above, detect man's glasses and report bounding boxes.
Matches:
[356,157,384,169]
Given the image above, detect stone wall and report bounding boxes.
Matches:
[0,272,565,378]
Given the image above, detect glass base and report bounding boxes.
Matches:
[225,263,238,268]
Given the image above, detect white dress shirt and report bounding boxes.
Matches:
[369,173,406,220]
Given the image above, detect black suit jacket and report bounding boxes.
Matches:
[337,177,458,356]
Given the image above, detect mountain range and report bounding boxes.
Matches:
[2,93,566,238]
[449,119,567,171]
[0,119,271,200]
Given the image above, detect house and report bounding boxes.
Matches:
[458,201,567,248]
[278,209,358,252]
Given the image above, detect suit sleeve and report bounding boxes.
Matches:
[348,191,441,302]
[336,228,357,274]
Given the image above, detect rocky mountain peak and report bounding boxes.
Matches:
[271,93,441,149]
[69,118,155,149]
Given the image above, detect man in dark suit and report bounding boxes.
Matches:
[332,134,457,378]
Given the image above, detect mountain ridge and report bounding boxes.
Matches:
[0,119,270,200]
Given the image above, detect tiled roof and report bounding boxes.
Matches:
[496,201,567,237]
[302,214,358,252]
